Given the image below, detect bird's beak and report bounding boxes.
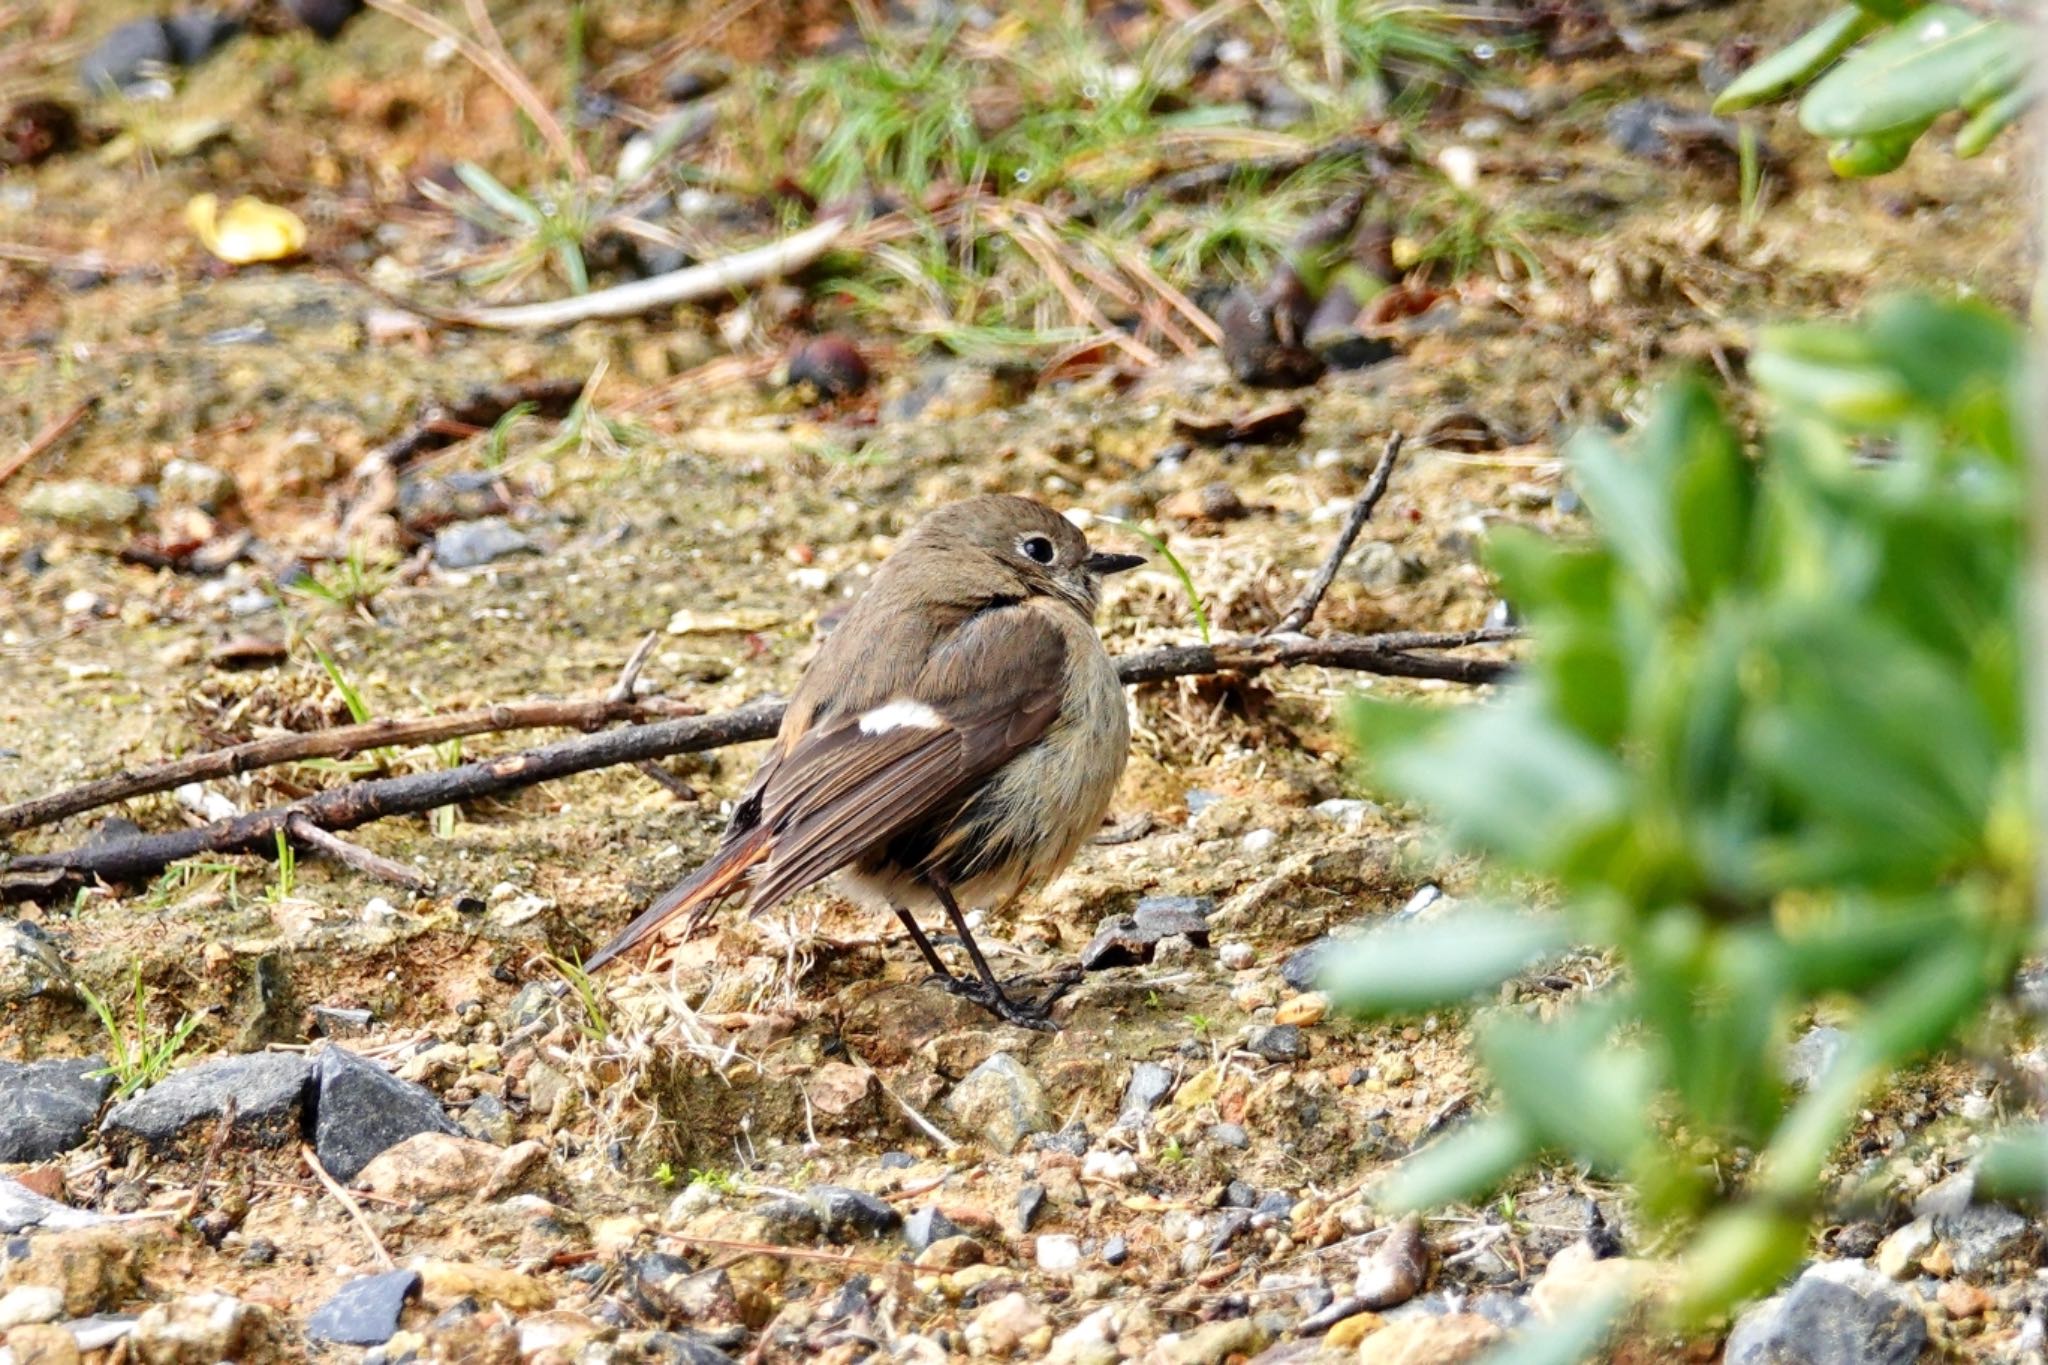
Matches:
[1084,551,1146,576]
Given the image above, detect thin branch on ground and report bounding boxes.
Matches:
[300,1142,395,1270]
[285,815,434,894]
[0,396,96,490]
[0,694,701,835]
[1,628,1514,901]
[1267,431,1405,636]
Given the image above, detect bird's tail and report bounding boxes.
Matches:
[585,827,773,971]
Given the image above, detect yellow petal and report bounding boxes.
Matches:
[185,193,306,264]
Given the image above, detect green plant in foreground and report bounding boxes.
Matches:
[1329,294,2034,1344]
[286,547,393,621]
[80,965,205,1099]
[1714,4,2031,176]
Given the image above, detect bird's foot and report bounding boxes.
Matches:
[929,973,1061,1032]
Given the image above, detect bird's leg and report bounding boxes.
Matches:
[888,902,959,984]
[924,874,1057,1032]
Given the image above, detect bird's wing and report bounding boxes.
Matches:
[740,601,1069,912]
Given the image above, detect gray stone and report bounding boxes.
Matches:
[0,1057,112,1161]
[311,1044,459,1182]
[0,1175,105,1233]
[628,1256,736,1325]
[0,921,75,1005]
[1206,1123,1250,1149]
[1786,1027,1848,1091]
[1724,1261,1926,1365]
[1017,1183,1046,1233]
[904,1206,964,1254]
[1935,1202,2035,1276]
[1133,896,1214,943]
[162,11,240,65]
[306,1269,419,1346]
[942,1052,1052,1152]
[643,1330,741,1365]
[806,1185,901,1241]
[433,517,536,569]
[1280,938,1339,993]
[1103,1236,1129,1266]
[754,1198,822,1245]
[100,1051,312,1155]
[78,19,173,92]
[1247,1025,1305,1063]
[1119,1063,1175,1126]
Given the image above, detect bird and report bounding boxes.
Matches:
[585,494,1144,1029]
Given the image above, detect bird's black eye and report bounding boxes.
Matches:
[1019,535,1057,565]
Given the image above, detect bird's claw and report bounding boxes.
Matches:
[930,973,1060,1032]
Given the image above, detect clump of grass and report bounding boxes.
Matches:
[79,965,205,1099]
[548,954,611,1042]
[419,162,604,298]
[1266,0,1477,116]
[286,548,393,621]
[1096,516,1210,643]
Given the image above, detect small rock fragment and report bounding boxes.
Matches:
[1017,1183,1047,1233]
[1873,1217,1934,1280]
[79,20,174,92]
[943,1053,1052,1153]
[1036,1234,1083,1274]
[968,1292,1051,1357]
[306,1270,420,1346]
[1159,483,1250,523]
[415,1259,554,1311]
[915,1235,983,1271]
[786,336,871,399]
[904,1206,965,1254]
[284,0,366,40]
[1724,1260,1926,1365]
[0,1284,63,1330]
[1246,1025,1304,1063]
[433,517,536,570]
[1355,1215,1429,1310]
[129,1290,270,1364]
[627,1257,735,1326]
[100,1052,311,1157]
[1354,1312,1500,1365]
[805,1185,902,1241]
[311,1044,460,1183]
[1785,1026,1847,1091]
[1119,1063,1175,1126]
[1275,992,1329,1027]
[354,1131,505,1203]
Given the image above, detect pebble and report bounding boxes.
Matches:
[306,1269,420,1346]
[355,1132,517,1203]
[1205,1123,1249,1149]
[1356,1215,1429,1309]
[284,0,367,40]
[1241,828,1278,855]
[0,1175,104,1234]
[1280,936,1345,993]
[1274,992,1329,1027]
[1218,941,1254,970]
[0,1057,112,1162]
[1103,1236,1129,1266]
[903,1205,965,1254]
[1246,1024,1305,1062]
[1082,1149,1138,1183]
[0,1284,63,1330]
[1150,1315,1271,1365]
[100,1051,311,1156]
[20,480,140,526]
[786,336,870,399]
[79,20,174,92]
[914,1235,983,1271]
[805,1184,902,1241]
[1119,1062,1175,1125]
[1724,1260,1926,1365]
[1355,1312,1500,1364]
[130,1291,270,1363]
[416,1259,555,1311]
[1786,1025,1848,1090]
[968,1292,1051,1356]
[627,1257,736,1326]
[311,1043,460,1182]
[432,517,537,570]
[1036,1234,1083,1274]
[1017,1183,1047,1233]
[942,1052,1052,1153]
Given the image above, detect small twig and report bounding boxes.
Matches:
[0,396,95,490]
[0,693,698,834]
[300,1142,395,1270]
[179,1097,237,1222]
[608,632,660,704]
[425,218,850,332]
[1268,432,1405,636]
[666,1233,901,1271]
[846,1045,957,1151]
[285,815,433,894]
[634,761,699,802]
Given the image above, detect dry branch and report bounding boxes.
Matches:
[1267,431,1404,636]
[0,630,1511,901]
[0,695,702,835]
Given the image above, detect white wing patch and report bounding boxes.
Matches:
[858,700,944,735]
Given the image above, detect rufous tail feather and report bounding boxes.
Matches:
[585,828,772,971]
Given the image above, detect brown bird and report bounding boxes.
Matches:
[586,495,1143,1029]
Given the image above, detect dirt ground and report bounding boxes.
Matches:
[0,0,2038,1361]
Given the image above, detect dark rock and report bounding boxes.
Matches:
[1206,1123,1249,1149]
[306,1269,420,1346]
[0,1058,112,1162]
[1280,938,1338,993]
[904,1206,964,1254]
[398,471,510,536]
[755,1198,822,1245]
[162,11,241,66]
[1210,1209,1253,1255]
[310,1044,460,1182]
[2,99,80,168]
[1119,1062,1175,1125]
[1080,916,1150,970]
[433,517,536,570]
[629,1256,736,1325]
[1606,98,1761,170]
[283,0,366,40]
[1247,1025,1305,1063]
[1133,896,1213,944]
[310,1005,373,1038]
[241,1238,277,1266]
[643,1329,740,1365]
[504,981,559,1034]
[787,336,870,400]
[459,1092,514,1145]
[1224,1181,1258,1209]
[878,1151,916,1170]
[100,1052,312,1156]
[1017,1183,1047,1233]
[806,1185,901,1241]
[1725,1262,1927,1365]
[1103,1235,1129,1266]
[79,20,175,92]
[1217,286,1324,389]
[1255,1191,1295,1220]
[1028,1126,1089,1157]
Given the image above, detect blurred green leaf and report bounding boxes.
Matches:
[1676,1205,1811,1324]
[1976,1126,2048,1206]
[1320,906,1568,1015]
[1713,8,1881,115]
[1800,7,2021,138]
[1379,1113,1537,1212]
[1479,1006,1654,1174]
[1825,122,1930,177]
[1566,428,1680,604]
[1752,324,1915,426]
[1476,1285,1627,1365]
[454,162,546,229]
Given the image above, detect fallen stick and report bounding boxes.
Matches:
[426,217,849,331]
[286,815,434,894]
[0,396,96,490]
[300,1142,395,1271]
[1267,431,1403,636]
[0,694,702,835]
[0,630,1512,900]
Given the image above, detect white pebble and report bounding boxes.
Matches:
[362,897,398,925]
[1438,144,1481,190]
[61,589,100,615]
[790,567,831,592]
[173,783,238,822]
[1082,1150,1138,1183]
[1242,829,1278,856]
[1219,941,1255,971]
[1036,1234,1082,1274]
[487,881,520,904]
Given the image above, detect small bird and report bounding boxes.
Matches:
[587,495,1143,1029]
